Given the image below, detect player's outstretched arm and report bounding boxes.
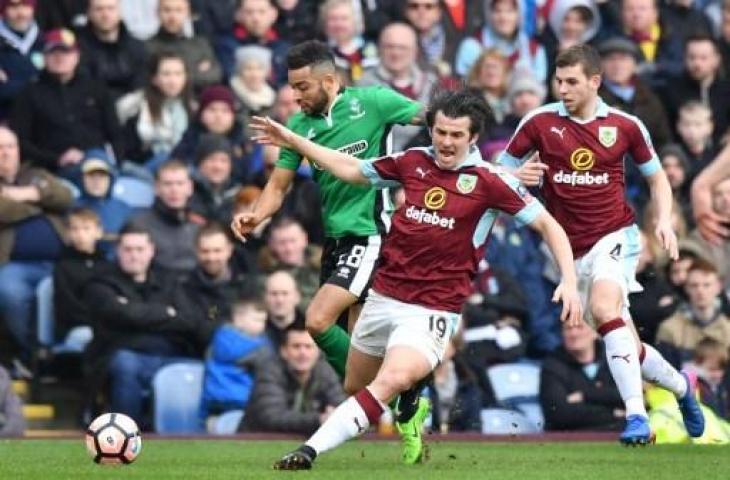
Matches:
[691,144,730,245]
[528,211,582,326]
[645,169,679,260]
[249,116,369,185]
[230,166,295,243]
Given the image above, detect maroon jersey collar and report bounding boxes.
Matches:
[557,97,610,123]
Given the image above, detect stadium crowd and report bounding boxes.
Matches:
[0,0,729,438]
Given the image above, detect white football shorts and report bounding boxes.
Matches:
[575,224,643,325]
[350,289,461,369]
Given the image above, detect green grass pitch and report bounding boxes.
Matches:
[1,439,727,479]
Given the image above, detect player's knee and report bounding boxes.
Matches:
[343,375,363,396]
[590,299,622,325]
[305,306,332,336]
[373,369,415,398]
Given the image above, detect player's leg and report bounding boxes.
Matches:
[306,284,358,378]
[623,316,705,437]
[274,346,433,470]
[590,280,653,445]
[308,236,382,378]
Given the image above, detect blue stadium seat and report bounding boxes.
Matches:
[152,362,205,434]
[516,401,545,431]
[480,408,539,435]
[112,176,155,208]
[487,363,541,403]
[36,277,93,354]
[211,410,245,435]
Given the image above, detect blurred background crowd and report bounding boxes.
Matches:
[0,0,729,440]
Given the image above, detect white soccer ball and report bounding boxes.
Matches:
[85,413,142,465]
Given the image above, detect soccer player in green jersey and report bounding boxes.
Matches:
[231,40,428,463]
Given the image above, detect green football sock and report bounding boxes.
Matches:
[313,325,350,379]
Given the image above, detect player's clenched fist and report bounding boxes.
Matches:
[515,153,549,186]
[230,212,261,243]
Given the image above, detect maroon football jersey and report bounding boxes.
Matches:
[360,147,544,313]
[499,100,661,258]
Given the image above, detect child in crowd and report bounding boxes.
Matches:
[200,296,270,431]
[52,208,112,348]
[676,101,716,180]
[230,45,276,123]
[693,338,730,420]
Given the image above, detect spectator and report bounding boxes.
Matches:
[75,150,135,252]
[0,0,42,120]
[131,160,200,274]
[178,222,256,342]
[171,85,254,182]
[0,365,24,436]
[619,0,684,85]
[216,0,289,85]
[693,338,730,420]
[656,259,730,363]
[320,0,378,84]
[200,296,269,427]
[659,144,692,224]
[597,37,673,151]
[539,321,624,431]
[502,71,546,132]
[271,83,299,124]
[77,0,148,99]
[84,224,204,425]
[259,217,320,308]
[9,29,124,178]
[190,0,237,42]
[675,101,716,180]
[661,35,730,145]
[720,0,730,70]
[119,0,161,41]
[358,22,440,151]
[461,260,528,368]
[146,0,222,91]
[229,45,276,125]
[52,208,113,345]
[628,230,680,344]
[665,247,700,301]
[661,0,713,45]
[275,0,319,45]
[687,178,730,290]
[239,325,345,434]
[543,0,601,78]
[263,269,304,346]
[466,49,511,126]
[188,134,240,225]
[35,0,87,30]
[440,0,485,40]
[116,51,193,171]
[455,0,547,81]
[0,126,73,362]
[403,0,463,77]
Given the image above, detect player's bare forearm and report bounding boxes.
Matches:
[288,133,369,185]
[645,170,674,224]
[250,116,368,185]
[530,212,577,287]
[251,167,295,222]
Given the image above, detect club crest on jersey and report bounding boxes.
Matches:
[349,98,365,119]
[598,126,617,148]
[456,174,477,194]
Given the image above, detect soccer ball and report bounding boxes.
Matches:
[85,413,142,464]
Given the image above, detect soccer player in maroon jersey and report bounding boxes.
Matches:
[249,89,582,470]
[498,44,705,445]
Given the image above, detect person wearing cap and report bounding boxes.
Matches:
[76,0,147,99]
[74,149,134,248]
[504,69,546,129]
[215,0,289,85]
[9,28,125,178]
[0,0,42,120]
[171,84,255,182]
[230,44,276,125]
[146,0,222,92]
[598,36,672,151]
[0,125,73,365]
[188,133,241,225]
